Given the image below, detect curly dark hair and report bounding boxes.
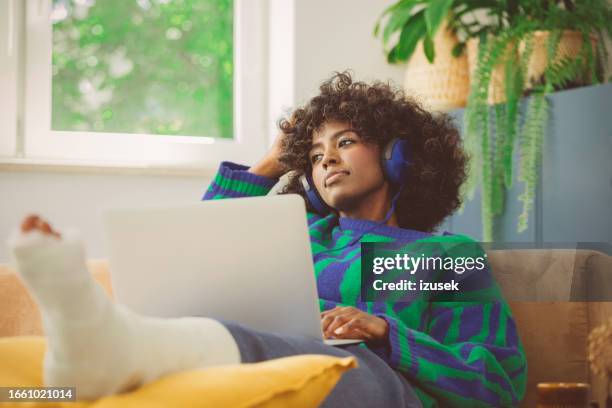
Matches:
[277,71,468,233]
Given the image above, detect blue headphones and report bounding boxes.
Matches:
[299,138,411,215]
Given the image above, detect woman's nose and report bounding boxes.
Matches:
[322,150,340,168]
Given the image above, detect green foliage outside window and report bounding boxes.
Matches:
[52,0,233,138]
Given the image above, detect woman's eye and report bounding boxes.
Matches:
[311,154,323,164]
[339,139,355,147]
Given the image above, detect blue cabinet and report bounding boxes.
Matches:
[442,83,612,243]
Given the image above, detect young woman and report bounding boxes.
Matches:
[9,73,526,407]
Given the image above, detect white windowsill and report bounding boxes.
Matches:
[0,156,219,178]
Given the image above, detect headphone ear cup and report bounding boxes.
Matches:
[300,174,333,215]
[383,138,411,186]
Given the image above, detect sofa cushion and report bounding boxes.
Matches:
[0,336,356,407]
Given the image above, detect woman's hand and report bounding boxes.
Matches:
[249,130,289,179]
[321,306,389,344]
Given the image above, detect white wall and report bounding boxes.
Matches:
[0,171,209,261]
[0,0,407,262]
[267,0,405,136]
[293,0,405,105]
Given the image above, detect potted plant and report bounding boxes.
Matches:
[461,0,611,240]
[374,0,472,111]
[377,0,611,240]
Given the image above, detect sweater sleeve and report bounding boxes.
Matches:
[202,161,279,200]
[373,240,527,407]
[202,161,330,230]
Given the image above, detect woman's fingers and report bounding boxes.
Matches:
[332,317,371,340]
[320,306,345,331]
[322,312,348,337]
[321,308,390,342]
[325,314,353,338]
[338,324,371,340]
[320,306,389,342]
[321,307,358,338]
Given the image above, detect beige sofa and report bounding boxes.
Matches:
[1,250,611,407]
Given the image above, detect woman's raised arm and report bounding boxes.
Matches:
[202,130,289,201]
[248,130,288,179]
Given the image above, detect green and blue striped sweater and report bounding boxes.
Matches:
[203,161,527,407]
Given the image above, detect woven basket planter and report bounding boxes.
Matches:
[403,25,469,112]
[522,30,597,88]
[467,30,597,105]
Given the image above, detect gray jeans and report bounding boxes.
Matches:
[222,321,423,408]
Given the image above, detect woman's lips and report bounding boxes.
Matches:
[325,171,349,187]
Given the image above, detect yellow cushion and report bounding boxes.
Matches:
[0,336,357,408]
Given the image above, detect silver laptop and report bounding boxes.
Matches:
[103,195,361,346]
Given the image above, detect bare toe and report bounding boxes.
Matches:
[21,215,41,233]
[21,214,61,238]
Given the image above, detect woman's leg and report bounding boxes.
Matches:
[8,216,240,400]
[224,321,423,408]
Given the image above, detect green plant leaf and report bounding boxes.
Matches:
[517,91,549,233]
[451,42,465,57]
[374,0,421,45]
[395,10,427,61]
[595,31,609,83]
[491,103,506,216]
[387,44,400,64]
[383,8,416,46]
[425,0,454,39]
[374,0,405,36]
[379,0,419,20]
[423,35,435,62]
[481,103,494,241]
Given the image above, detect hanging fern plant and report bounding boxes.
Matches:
[376,0,612,241]
[464,8,611,240]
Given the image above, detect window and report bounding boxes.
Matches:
[1,0,268,168]
[51,0,234,139]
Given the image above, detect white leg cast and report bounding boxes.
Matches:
[8,228,241,400]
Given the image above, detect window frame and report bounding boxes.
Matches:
[11,0,268,169]
[0,0,19,158]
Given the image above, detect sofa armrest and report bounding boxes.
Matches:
[0,260,113,337]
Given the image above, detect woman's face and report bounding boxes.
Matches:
[309,121,388,212]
